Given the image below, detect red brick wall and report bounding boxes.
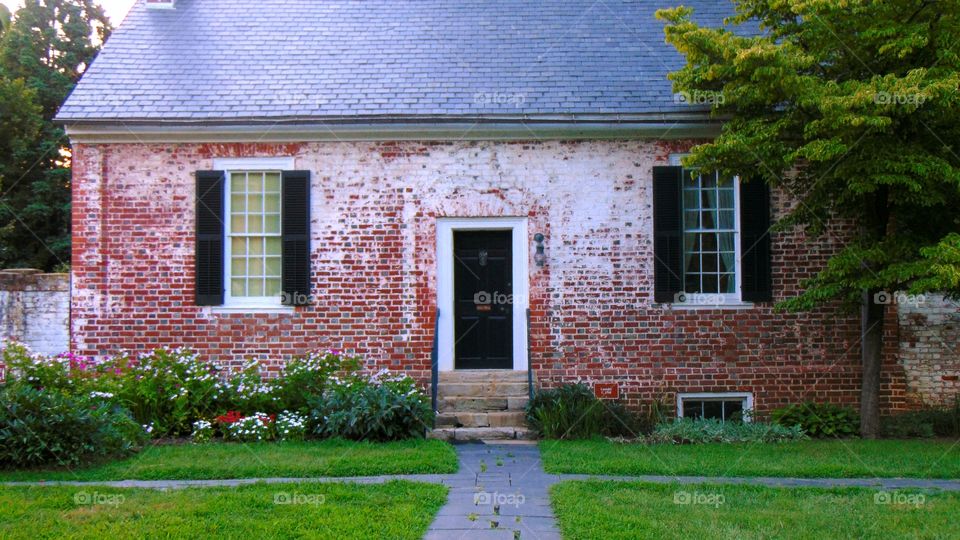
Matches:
[70,140,909,416]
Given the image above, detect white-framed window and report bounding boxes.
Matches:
[677,392,753,422]
[214,157,293,309]
[670,154,742,305]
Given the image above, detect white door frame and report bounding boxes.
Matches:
[436,217,529,372]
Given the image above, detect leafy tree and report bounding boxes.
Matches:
[658,0,960,437]
[0,0,110,269]
[0,5,10,36]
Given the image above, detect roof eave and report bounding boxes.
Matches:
[60,113,724,143]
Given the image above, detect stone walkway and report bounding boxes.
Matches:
[6,442,960,540]
[424,442,560,540]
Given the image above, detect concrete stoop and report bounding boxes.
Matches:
[428,370,534,441]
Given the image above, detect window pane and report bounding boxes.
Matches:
[701,173,717,188]
[684,211,699,230]
[684,401,705,419]
[265,278,282,296]
[230,173,245,193]
[683,189,699,210]
[265,256,282,276]
[248,257,264,276]
[719,210,735,229]
[266,237,282,256]
[248,173,263,192]
[718,188,734,209]
[724,400,744,420]
[249,238,264,255]
[248,279,264,296]
[231,278,245,296]
[231,257,245,276]
[232,237,247,256]
[230,215,246,233]
[703,253,718,273]
[702,401,723,420]
[720,273,735,293]
[685,274,700,292]
[247,215,263,234]
[701,210,717,229]
[702,274,718,293]
[264,172,281,192]
[231,194,245,213]
[265,193,281,212]
[701,233,717,251]
[264,214,281,234]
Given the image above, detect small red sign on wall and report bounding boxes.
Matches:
[594,382,619,399]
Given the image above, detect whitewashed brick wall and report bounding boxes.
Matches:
[0,269,69,356]
[898,294,960,406]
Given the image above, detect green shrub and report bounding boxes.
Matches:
[216,360,280,414]
[311,370,433,441]
[771,402,859,438]
[881,400,960,438]
[648,418,807,444]
[526,383,641,439]
[272,351,359,414]
[2,342,88,395]
[108,348,222,437]
[0,386,146,467]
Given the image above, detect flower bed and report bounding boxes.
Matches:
[0,341,433,468]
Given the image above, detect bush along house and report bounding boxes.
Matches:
[57,0,925,440]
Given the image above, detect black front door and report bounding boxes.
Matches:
[454,230,513,369]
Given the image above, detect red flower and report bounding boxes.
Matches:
[215,410,244,424]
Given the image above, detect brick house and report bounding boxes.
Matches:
[57,0,920,439]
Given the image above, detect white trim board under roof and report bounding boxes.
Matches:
[63,118,723,144]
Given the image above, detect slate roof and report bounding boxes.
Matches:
[57,0,742,124]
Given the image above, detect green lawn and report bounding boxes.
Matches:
[0,480,445,539]
[540,439,960,478]
[0,439,458,482]
[552,480,959,539]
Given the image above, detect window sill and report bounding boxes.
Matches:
[210,305,295,315]
[663,302,755,310]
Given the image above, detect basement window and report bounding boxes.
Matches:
[677,392,753,422]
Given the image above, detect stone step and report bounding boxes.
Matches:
[436,410,527,428]
[438,396,529,412]
[437,381,529,398]
[427,426,536,442]
[438,370,528,383]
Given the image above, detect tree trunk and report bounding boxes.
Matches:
[860,289,885,438]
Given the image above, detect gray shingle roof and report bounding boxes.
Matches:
[57,0,741,123]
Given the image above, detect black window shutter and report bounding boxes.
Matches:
[653,166,684,303]
[281,170,311,306]
[195,170,225,306]
[740,179,772,302]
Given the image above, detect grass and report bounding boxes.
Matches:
[0,439,458,482]
[0,480,445,539]
[552,480,960,539]
[540,439,960,478]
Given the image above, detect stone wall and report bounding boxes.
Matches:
[898,294,960,407]
[0,269,69,356]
